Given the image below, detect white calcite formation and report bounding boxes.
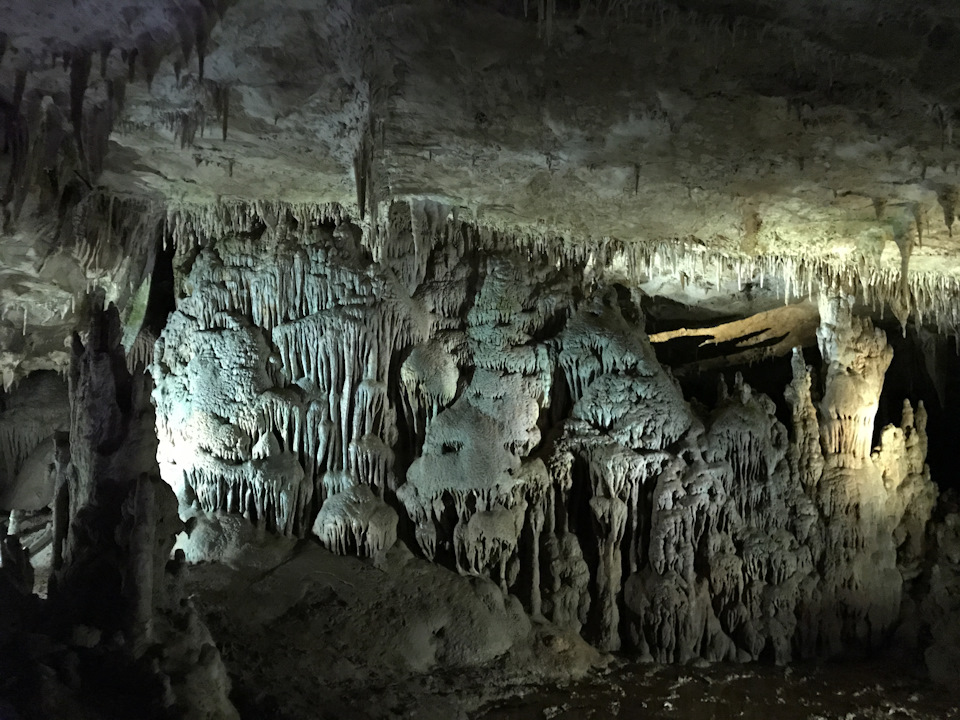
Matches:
[817,295,894,467]
[152,200,937,663]
[313,483,397,557]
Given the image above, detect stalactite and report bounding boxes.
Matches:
[67,48,93,169]
[354,118,372,220]
[617,237,960,335]
[212,83,230,141]
[196,27,207,81]
[126,47,139,83]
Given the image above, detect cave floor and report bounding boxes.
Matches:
[179,539,959,720]
[474,661,960,720]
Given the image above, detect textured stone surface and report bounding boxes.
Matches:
[151,202,936,666]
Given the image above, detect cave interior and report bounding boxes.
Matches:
[2,1,960,719]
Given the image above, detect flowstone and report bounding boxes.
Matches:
[313,483,398,557]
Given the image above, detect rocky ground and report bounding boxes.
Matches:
[476,661,960,720]
[180,537,959,720]
[181,537,599,720]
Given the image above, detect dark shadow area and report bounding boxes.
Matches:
[878,322,960,492]
[143,236,176,337]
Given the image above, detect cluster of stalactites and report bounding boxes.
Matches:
[184,246,371,334]
[0,416,49,482]
[126,328,157,374]
[2,189,163,364]
[151,201,574,557]
[366,200,451,295]
[274,313,402,499]
[1,58,118,221]
[617,238,960,334]
[185,455,307,537]
[148,198,945,670]
[171,218,415,495]
[165,201,349,255]
[578,441,672,651]
[399,340,459,454]
[704,373,790,526]
[73,190,164,271]
[453,495,528,593]
[1,0,232,225]
[162,192,960,677]
[400,479,530,565]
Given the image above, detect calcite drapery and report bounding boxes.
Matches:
[151,201,936,663]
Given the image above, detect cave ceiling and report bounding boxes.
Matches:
[3,0,960,382]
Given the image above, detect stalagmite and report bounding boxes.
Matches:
[42,295,239,717]
[785,349,824,489]
[313,484,398,557]
[816,295,892,465]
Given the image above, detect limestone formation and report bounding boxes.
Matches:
[923,506,960,686]
[40,297,238,720]
[141,200,939,669]
[313,483,398,557]
[0,372,69,510]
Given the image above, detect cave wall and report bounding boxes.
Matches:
[145,200,938,662]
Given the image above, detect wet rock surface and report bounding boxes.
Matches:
[476,660,960,720]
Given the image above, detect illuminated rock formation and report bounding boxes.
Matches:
[144,201,938,666]
[313,483,398,557]
[817,295,894,467]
